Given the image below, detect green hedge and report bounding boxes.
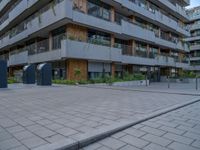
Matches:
[53,73,145,85]
[7,77,19,84]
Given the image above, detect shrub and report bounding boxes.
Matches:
[8,77,19,84]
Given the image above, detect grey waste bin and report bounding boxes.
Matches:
[23,64,35,84]
[37,63,52,86]
[0,60,7,88]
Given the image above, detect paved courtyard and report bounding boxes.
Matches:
[0,84,199,150]
[83,100,200,150]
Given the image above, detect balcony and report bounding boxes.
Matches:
[28,50,62,64]
[0,0,39,32]
[8,50,28,66]
[72,10,121,34]
[190,44,200,51]
[61,39,122,62]
[121,20,156,43]
[112,0,189,36]
[191,24,200,31]
[0,0,11,12]
[185,36,200,42]
[0,0,69,50]
[158,0,189,20]
[4,37,190,68]
[156,55,176,67]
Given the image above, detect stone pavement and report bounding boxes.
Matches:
[82,101,200,150]
[84,82,200,96]
[0,84,199,150]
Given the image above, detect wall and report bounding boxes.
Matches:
[66,59,88,81]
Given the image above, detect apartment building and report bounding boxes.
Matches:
[186,6,200,71]
[0,0,190,81]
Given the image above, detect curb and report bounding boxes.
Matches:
[33,97,200,150]
[79,85,200,96]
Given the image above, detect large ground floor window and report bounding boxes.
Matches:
[88,62,111,79]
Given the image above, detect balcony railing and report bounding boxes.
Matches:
[27,39,49,55]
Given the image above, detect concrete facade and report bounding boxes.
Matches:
[0,0,191,80]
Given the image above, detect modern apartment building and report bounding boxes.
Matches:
[186,6,200,71]
[0,0,191,81]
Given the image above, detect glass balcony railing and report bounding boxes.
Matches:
[27,39,49,55]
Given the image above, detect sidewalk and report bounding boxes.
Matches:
[82,101,200,150]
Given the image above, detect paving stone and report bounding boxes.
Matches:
[33,128,56,138]
[141,121,162,128]
[56,127,79,136]
[177,125,200,134]
[26,124,46,132]
[144,143,170,150]
[140,126,166,136]
[36,119,53,126]
[192,140,200,149]
[10,145,29,150]
[111,132,127,139]
[123,128,146,138]
[0,130,13,141]
[172,120,196,128]
[142,134,172,146]
[6,125,25,134]
[13,130,36,140]
[99,137,127,149]
[45,123,64,130]
[45,134,68,143]
[82,143,102,150]
[0,138,21,150]
[120,135,149,148]
[168,142,199,150]
[163,132,194,145]
[159,125,185,135]
[155,120,179,128]
[21,136,48,149]
[119,145,140,150]
[28,116,43,121]
[14,118,35,127]
[96,146,111,150]
[132,124,144,129]
[0,118,17,128]
[183,131,200,140]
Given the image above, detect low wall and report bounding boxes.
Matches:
[161,76,199,83]
[112,80,149,86]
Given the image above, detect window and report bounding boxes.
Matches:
[52,26,65,50]
[87,0,111,21]
[88,30,111,46]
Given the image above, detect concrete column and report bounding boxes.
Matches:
[111,7,115,22]
[147,44,150,58]
[49,32,52,51]
[111,63,115,78]
[111,35,115,47]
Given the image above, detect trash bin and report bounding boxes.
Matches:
[0,60,7,88]
[23,64,35,84]
[37,63,52,86]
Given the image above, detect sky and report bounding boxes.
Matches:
[186,0,200,9]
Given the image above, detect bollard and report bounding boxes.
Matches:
[196,77,198,90]
[146,73,148,87]
[168,76,170,89]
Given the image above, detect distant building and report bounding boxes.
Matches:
[186,6,200,71]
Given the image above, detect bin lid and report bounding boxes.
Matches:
[23,65,29,71]
[37,63,46,70]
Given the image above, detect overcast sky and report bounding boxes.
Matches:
[187,0,200,9]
